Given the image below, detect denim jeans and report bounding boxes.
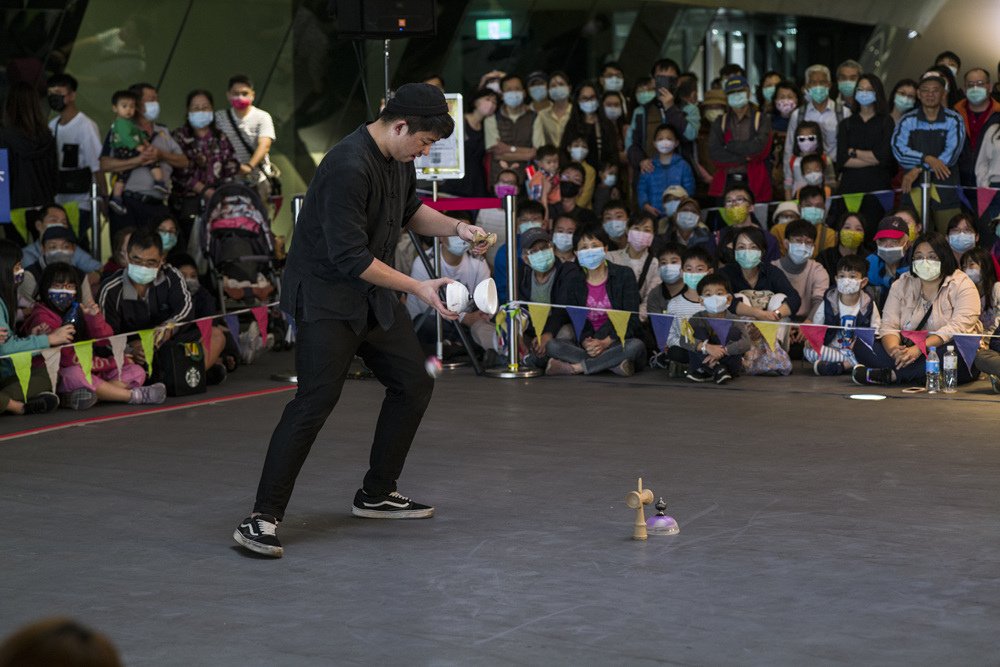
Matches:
[546,338,646,374]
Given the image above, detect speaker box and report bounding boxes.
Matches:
[332,0,436,38]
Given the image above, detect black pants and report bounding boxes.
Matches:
[253,302,434,520]
[854,340,979,385]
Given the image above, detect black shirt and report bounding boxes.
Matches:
[836,112,895,193]
[281,124,423,333]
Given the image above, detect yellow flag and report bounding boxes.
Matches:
[139,329,156,370]
[909,188,922,216]
[680,318,695,343]
[930,184,941,203]
[74,341,93,385]
[526,304,550,335]
[495,310,507,334]
[607,310,631,344]
[9,208,29,243]
[64,201,81,238]
[842,192,864,213]
[10,351,33,400]
[755,322,780,350]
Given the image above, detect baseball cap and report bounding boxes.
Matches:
[42,225,77,245]
[873,216,908,240]
[723,76,750,94]
[527,71,548,85]
[520,226,551,249]
[662,185,689,201]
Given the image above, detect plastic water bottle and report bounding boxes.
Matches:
[943,345,958,394]
[925,346,941,394]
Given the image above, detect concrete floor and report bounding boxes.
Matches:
[2,352,1000,666]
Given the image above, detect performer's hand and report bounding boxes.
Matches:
[414,278,459,320]
[458,222,493,256]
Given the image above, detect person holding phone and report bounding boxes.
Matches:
[626,59,691,190]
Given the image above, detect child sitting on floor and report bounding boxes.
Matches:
[680,274,750,385]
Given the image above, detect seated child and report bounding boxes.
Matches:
[806,254,882,376]
[108,89,166,214]
[592,159,622,215]
[680,273,751,385]
[646,242,685,315]
[665,246,716,357]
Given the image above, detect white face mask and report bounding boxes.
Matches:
[552,232,574,252]
[446,237,469,255]
[702,294,729,314]
[803,171,824,186]
[675,210,700,230]
[569,146,589,162]
[655,139,676,155]
[836,277,862,295]
[659,263,682,283]
[912,259,942,281]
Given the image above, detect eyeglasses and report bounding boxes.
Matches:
[128,255,161,269]
[725,197,750,206]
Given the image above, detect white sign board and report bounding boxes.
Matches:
[414,93,464,181]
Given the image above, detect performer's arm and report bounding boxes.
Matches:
[359,258,458,320]
[407,204,489,249]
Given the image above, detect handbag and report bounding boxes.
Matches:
[900,305,933,348]
[152,339,207,397]
[227,109,282,196]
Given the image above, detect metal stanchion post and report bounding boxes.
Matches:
[484,195,542,379]
[271,193,306,384]
[920,169,931,233]
[89,180,101,259]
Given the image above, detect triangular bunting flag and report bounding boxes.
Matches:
[607,310,631,344]
[139,329,156,369]
[875,190,895,213]
[649,313,674,351]
[755,321,779,350]
[9,208,29,242]
[930,184,941,203]
[799,324,828,355]
[855,327,876,350]
[901,330,929,356]
[977,187,996,217]
[74,341,93,385]
[680,317,695,343]
[223,314,241,353]
[707,318,733,345]
[956,185,973,213]
[281,310,296,337]
[252,307,268,342]
[753,203,770,226]
[41,348,61,393]
[64,201,81,238]
[952,334,981,371]
[842,192,864,213]
[495,309,508,335]
[110,334,127,381]
[10,351,33,400]
[909,188,922,217]
[566,306,589,341]
[526,304,551,336]
[196,319,213,353]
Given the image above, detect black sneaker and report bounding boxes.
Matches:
[352,489,434,519]
[206,363,227,386]
[851,364,892,386]
[24,391,60,415]
[714,367,733,385]
[684,367,714,383]
[814,360,844,376]
[233,514,283,557]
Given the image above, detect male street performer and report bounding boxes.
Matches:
[234,83,491,557]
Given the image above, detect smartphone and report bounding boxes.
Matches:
[654,75,676,92]
[901,386,927,394]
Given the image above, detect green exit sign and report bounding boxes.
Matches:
[476,18,512,41]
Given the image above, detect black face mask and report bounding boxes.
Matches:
[560,182,581,199]
[48,94,66,112]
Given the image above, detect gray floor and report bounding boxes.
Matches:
[3,352,1000,666]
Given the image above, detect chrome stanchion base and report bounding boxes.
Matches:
[441,359,471,370]
[484,364,542,379]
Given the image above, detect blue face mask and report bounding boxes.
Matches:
[727,91,749,109]
[502,91,524,108]
[800,206,825,225]
[762,85,776,102]
[528,85,548,102]
[855,90,877,107]
[837,80,857,98]
[808,86,830,104]
[527,248,555,273]
[664,200,680,217]
[518,220,542,235]
[188,110,214,129]
[894,94,915,112]
[948,231,976,253]
[159,231,177,251]
[446,237,469,255]
[552,232,574,252]
[47,288,76,311]
[787,242,813,265]
[603,219,627,239]
[127,263,158,285]
[683,271,707,291]
[576,247,606,270]
[735,248,762,270]
[636,90,656,106]
[966,86,989,105]
[659,263,682,284]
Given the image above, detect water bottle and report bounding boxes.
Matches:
[925,346,941,394]
[61,301,80,327]
[943,345,958,394]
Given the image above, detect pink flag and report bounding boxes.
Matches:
[799,324,827,355]
[252,306,269,342]
[901,330,929,356]
[977,188,997,216]
[196,319,213,352]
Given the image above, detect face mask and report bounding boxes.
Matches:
[628,229,654,251]
[803,171,824,186]
[676,210,700,230]
[664,200,680,217]
[947,65,959,78]
[855,90,877,107]
[964,267,981,284]
[188,111,214,129]
[683,271,707,291]
[185,278,201,293]
[602,173,617,187]
[894,95,915,112]
[948,231,976,253]
[702,294,729,314]
[552,232,574,252]
[603,219,627,239]
[797,135,819,153]
[576,247,606,270]
[735,248,762,269]
[775,99,796,117]
[495,183,518,199]
[636,90,656,106]
[446,236,469,255]
[569,146,589,162]
[801,206,825,224]
[44,250,73,265]
[723,204,749,226]
[762,85,776,102]
[787,242,813,264]
[655,139,676,155]
[47,288,76,311]
[142,100,160,121]
[549,86,570,102]
[128,263,158,285]
[48,93,66,112]
[527,248,555,273]
[840,229,864,250]
[603,105,622,121]
[912,258,942,281]
[808,86,830,104]
[683,103,700,122]
[502,91,524,108]
[659,263,682,284]
[966,86,988,105]
[529,85,548,102]
[230,97,251,111]
[13,269,24,285]
[517,221,542,235]
[579,99,599,114]
[727,91,749,109]
[877,245,905,264]
[838,80,857,98]
[559,181,581,199]
[603,76,624,92]
[159,231,177,251]
[836,277,862,295]
[704,109,725,123]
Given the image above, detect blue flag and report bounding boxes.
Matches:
[649,313,674,351]
[565,306,589,341]
[0,149,10,223]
